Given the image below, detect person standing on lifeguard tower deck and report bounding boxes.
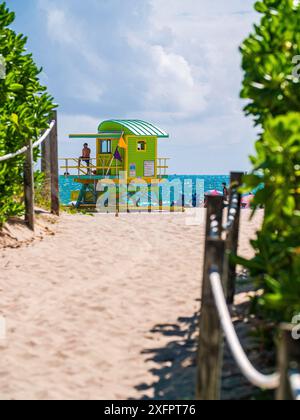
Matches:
[79,143,91,174]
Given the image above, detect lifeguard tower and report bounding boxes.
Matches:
[60,119,170,208]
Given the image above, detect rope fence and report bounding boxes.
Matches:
[197,172,300,401]
[0,120,56,162]
[289,370,300,400]
[210,269,280,390]
[0,112,59,230]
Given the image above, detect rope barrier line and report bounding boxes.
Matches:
[289,370,300,400]
[0,120,55,163]
[209,214,220,238]
[209,269,280,390]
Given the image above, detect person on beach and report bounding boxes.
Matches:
[222,182,229,202]
[79,143,91,174]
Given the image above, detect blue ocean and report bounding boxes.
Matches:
[59,175,230,205]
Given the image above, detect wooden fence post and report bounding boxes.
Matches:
[225,172,243,304]
[50,111,60,216]
[277,324,300,400]
[41,128,51,209]
[41,131,51,180]
[24,139,35,231]
[196,195,225,400]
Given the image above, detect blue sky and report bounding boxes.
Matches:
[8,0,258,174]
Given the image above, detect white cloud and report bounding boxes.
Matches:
[123,0,257,121]
[38,0,107,101]
[152,46,194,87]
[130,42,209,116]
[46,8,74,45]
[68,73,104,103]
[58,114,100,159]
[30,0,259,173]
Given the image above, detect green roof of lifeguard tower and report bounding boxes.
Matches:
[98,120,169,138]
[69,119,169,139]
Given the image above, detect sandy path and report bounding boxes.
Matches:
[0,210,262,400]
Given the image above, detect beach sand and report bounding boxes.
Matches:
[0,209,263,400]
[0,212,58,250]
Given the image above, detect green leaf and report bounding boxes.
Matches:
[9,83,24,92]
[254,2,269,14]
[240,0,300,322]
[0,2,57,228]
[11,113,19,126]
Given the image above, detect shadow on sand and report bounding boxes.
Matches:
[133,309,200,400]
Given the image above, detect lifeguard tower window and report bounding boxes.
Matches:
[100,140,112,154]
[137,141,146,151]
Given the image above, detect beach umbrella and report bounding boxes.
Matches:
[241,194,254,209]
[206,189,223,196]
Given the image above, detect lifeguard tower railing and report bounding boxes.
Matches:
[157,158,170,178]
[59,157,170,178]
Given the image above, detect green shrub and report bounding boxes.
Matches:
[0,2,55,226]
[238,113,300,321]
[240,0,300,321]
[34,171,51,211]
[241,0,300,126]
